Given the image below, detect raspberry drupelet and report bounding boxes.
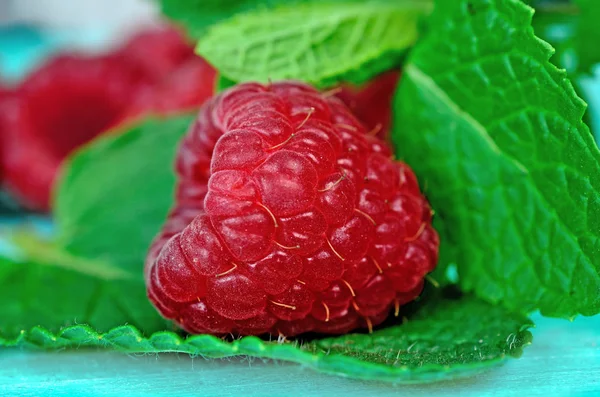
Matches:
[145,81,439,337]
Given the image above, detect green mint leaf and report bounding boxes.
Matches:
[161,0,371,39]
[216,74,238,92]
[196,1,431,87]
[0,246,167,339]
[54,114,194,271]
[393,0,600,318]
[161,0,288,39]
[1,284,533,383]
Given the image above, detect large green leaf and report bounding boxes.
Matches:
[393,0,600,318]
[0,262,533,384]
[53,114,194,272]
[196,1,431,87]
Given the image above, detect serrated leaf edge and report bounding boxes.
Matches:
[196,1,432,86]
[1,324,532,383]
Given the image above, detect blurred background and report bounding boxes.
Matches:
[0,0,218,218]
[0,0,160,82]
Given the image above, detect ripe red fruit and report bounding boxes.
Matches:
[335,71,400,142]
[117,26,199,83]
[146,81,438,337]
[0,27,215,211]
[0,84,7,179]
[117,25,217,120]
[124,58,216,121]
[0,54,138,210]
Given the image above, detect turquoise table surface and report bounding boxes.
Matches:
[0,313,598,397]
[1,24,600,397]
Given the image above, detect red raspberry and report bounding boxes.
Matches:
[0,27,215,211]
[146,81,438,336]
[0,84,7,178]
[124,58,216,120]
[118,26,199,83]
[335,71,400,142]
[0,54,138,210]
[118,25,216,124]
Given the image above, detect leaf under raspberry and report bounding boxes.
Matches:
[0,245,167,339]
[0,267,533,384]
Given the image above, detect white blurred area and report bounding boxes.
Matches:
[0,0,160,28]
[0,0,166,81]
[0,0,162,46]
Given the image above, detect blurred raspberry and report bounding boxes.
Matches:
[0,84,7,181]
[146,81,438,337]
[335,71,400,142]
[0,84,7,156]
[0,26,215,211]
[124,57,216,121]
[116,25,217,124]
[118,25,199,83]
[0,54,138,210]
